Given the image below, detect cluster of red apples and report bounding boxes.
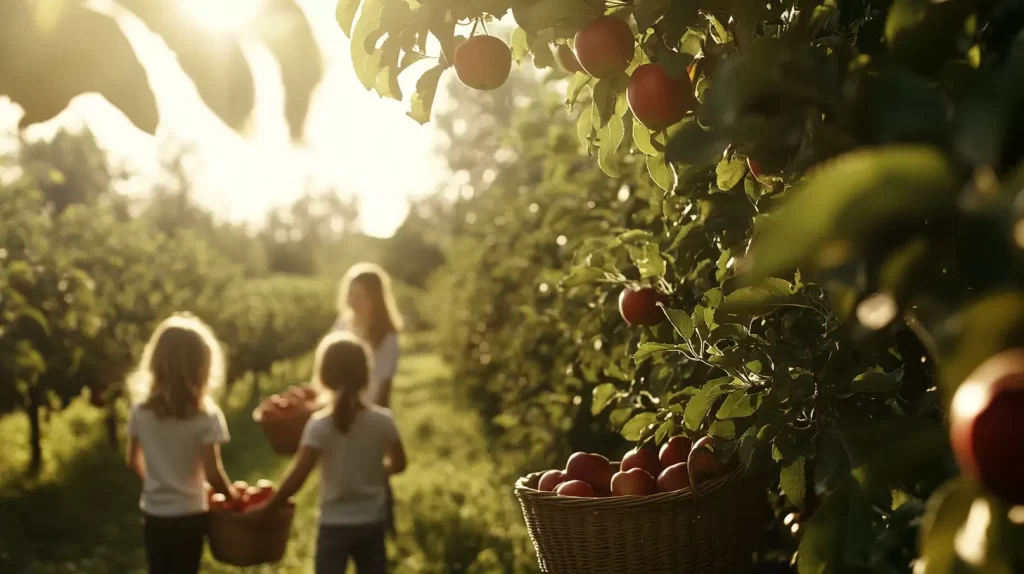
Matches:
[539,436,736,497]
[452,17,699,132]
[256,384,321,421]
[206,480,278,512]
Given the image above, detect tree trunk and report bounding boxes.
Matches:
[27,391,42,475]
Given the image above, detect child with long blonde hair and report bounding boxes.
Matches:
[248,331,406,574]
[126,313,238,574]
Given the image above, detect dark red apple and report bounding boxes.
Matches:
[538,470,569,492]
[656,463,691,493]
[689,436,735,482]
[556,480,597,497]
[747,157,763,179]
[454,35,512,91]
[565,452,613,494]
[573,16,635,78]
[621,446,661,476]
[611,468,657,496]
[658,436,692,468]
[618,287,667,327]
[627,63,694,130]
[950,348,1024,505]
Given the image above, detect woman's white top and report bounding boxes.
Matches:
[332,317,400,405]
[300,406,401,525]
[127,404,230,517]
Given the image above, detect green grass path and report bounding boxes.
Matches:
[0,345,537,574]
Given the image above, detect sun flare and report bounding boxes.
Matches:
[180,0,263,33]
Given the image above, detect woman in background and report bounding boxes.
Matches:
[334,262,404,533]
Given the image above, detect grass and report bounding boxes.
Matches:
[0,340,539,574]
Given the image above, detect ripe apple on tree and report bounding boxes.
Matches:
[949,348,1024,505]
[573,16,634,78]
[627,63,695,130]
[454,35,512,91]
[556,44,584,74]
[618,287,667,327]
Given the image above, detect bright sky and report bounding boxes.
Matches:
[1,0,450,237]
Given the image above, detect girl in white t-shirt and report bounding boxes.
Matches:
[125,313,239,574]
[249,332,407,574]
[333,263,404,534]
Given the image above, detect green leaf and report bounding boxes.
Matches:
[406,65,445,124]
[655,420,675,444]
[592,383,618,415]
[850,369,902,393]
[632,121,659,155]
[634,0,670,32]
[709,419,736,439]
[797,485,874,574]
[780,457,807,509]
[336,0,362,36]
[350,0,384,89]
[511,28,530,64]
[565,72,592,111]
[621,412,658,440]
[597,114,625,177]
[373,36,403,100]
[581,103,598,151]
[520,0,600,33]
[526,34,556,69]
[663,307,694,339]
[918,478,1016,574]
[683,377,730,431]
[715,156,747,191]
[627,243,666,279]
[647,153,676,191]
[634,342,682,363]
[747,146,960,278]
[717,390,756,419]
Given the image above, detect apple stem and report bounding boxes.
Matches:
[469,18,479,38]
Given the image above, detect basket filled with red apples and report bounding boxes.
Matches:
[253,383,326,455]
[206,480,296,567]
[514,435,769,574]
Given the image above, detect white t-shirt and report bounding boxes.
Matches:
[332,317,400,405]
[127,404,230,517]
[300,406,401,526]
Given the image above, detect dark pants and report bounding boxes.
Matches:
[142,512,207,574]
[315,522,388,574]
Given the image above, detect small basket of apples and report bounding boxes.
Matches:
[514,436,769,574]
[253,384,326,455]
[207,480,296,567]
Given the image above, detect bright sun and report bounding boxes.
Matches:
[180,0,263,33]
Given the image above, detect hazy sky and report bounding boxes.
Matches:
[1,0,452,237]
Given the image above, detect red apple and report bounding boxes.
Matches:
[565,452,613,494]
[657,463,691,493]
[556,44,584,74]
[538,470,569,492]
[454,36,512,91]
[689,436,735,482]
[555,480,597,497]
[950,348,1024,505]
[621,447,661,476]
[618,287,667,327]
[747,157,763,180]
[611,468,656,496]
[627,63,694,130]
[573,16,635,78]
[658,436,693,468]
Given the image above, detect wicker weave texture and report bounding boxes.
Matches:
[208,505,295,567]
[515,464,768,574]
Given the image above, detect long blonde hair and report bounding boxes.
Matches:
[129,313,224,418]
[313,331,373,433]
[337,263,404,348]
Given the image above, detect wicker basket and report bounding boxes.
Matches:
[515,462,769,574]
[208,505,295,567]
[253,401,325,456]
